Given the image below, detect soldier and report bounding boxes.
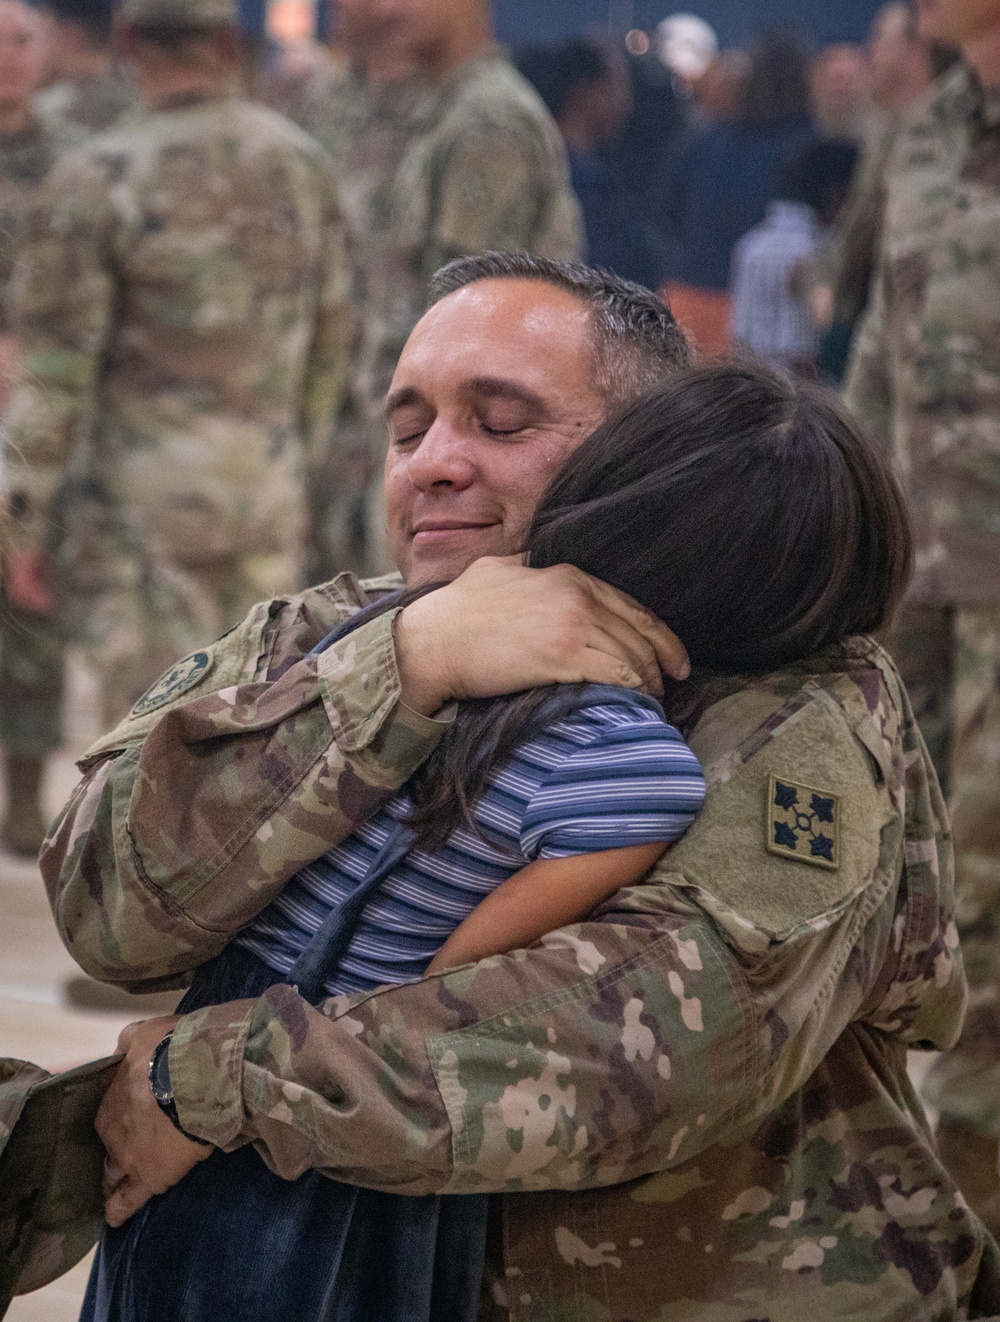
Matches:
[844,0,1000,1236]
[35,0,134,134]
[39,257,1000,1319]
[290,0,430,579]
[0,0,80,854]
[306,0,583,576]
[2,0,352,780]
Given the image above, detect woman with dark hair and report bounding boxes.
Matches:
[667,28,818,354]
[85,361,913,1322]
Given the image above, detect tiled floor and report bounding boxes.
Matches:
[0,657,941,1321]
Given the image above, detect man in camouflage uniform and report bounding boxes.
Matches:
[35,0,134,135]
[301,0,583,576]
[0,0,81,854]
[2,0,353,760]
[39,257,1000,1318]
[844,0,1000,1237]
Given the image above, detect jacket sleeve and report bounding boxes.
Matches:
[1,150,116,563]
[39,608,450,990]
[168,671,959,1195]
[299,167,358,474]
[843,252,894,453]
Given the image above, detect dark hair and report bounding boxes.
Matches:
[430,251,691,408]
[41,0,116,44]
[738,26,814,129]
[380,361,913,850]
[514,37,612,120]
[780,139,859,224]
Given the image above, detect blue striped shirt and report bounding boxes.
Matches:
[239,693,705,996]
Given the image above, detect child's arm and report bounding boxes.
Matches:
[425,842,669,974]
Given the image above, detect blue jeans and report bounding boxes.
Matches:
[81,944,489,1322]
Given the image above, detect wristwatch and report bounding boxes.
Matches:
[148,1033,211,1146]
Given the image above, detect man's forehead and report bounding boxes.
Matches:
[393,278,595,393]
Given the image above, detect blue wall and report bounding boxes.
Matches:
[494,1,884,48]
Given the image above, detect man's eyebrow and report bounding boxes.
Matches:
[464,377,549,412]
[384,385,426,417]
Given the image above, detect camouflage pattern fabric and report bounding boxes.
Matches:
[0,114,79,755]
[845,64,1000,605]
[293,63,432,579]
[844,63,1000,1225]
[0,1055,119,1314]
[2,91,354,727]
[39,575,1000,1318]
[34,69,135,137]
[891,604,1000,1236]
[312,50,583,574]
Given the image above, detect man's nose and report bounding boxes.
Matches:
[406,419,476,491]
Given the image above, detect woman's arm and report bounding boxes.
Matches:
[426,842,669,973]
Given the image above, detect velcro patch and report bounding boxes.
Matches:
[130,650,213,718]
[767,774,840,870]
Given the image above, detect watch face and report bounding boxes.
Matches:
[149,1035,174,1104]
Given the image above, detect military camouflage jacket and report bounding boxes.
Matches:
[34,69,136,135]
[40,575,1000,1320]
[2,92,353,567]
[845,65,1000,605]
[0,113,80,332]
[367,50,583,416]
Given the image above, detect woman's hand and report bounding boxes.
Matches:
[394,556,690,715]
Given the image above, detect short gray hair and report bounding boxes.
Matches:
[429,252,691,408]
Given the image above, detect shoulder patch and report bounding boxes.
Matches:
[767,774,840,870]
[130,651,213,718]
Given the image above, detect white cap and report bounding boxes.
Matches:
[656,14,719,79]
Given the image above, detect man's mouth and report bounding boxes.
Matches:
[411,519,498,545]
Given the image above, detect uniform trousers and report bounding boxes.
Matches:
[891,604,1000,1234]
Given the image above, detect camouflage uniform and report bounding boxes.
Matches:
[2,93,353,728]
[305,51,583,575]
[844,63,1000,1232]
[293,63,432,579]
[34,67,135,135]
[0,113,80,759]
[38,575,1000,1318]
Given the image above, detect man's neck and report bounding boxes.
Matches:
[358,47,413,89]
[133,67,231,110]
[417,12,492,86]
[963,27,1000,89]
[876,49,932,114]
[0,103,31,137]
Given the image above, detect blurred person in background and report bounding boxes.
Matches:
[810,41,877,142]
[667,26,816,355]
[0,0,80,854]
[35,0,134,133]
[816,2,952,379]
[515,37,659,287]
[290,0,429,580]
[845,0,1000,1235]
[730,138,857,375]
[327,0,583,574]
[596,22,690,287]
[0,0,353,860]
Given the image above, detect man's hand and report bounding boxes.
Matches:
[96,1015,213,1228]
[395,557,690,715]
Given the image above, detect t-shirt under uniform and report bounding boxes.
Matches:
[240,690,706,996]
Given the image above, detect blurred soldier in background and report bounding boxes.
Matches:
[845,0,1000,1234]
[35,0,134,134]
[330,0,582,574]
[0,0,79,854]
[810,41,877,142]
[1,0,353,853]
[291,0,429,579]
[816,1,947,379]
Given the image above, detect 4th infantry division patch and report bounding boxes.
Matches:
[767,774,840,870]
